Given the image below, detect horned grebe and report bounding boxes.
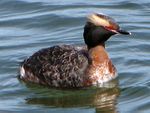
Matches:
[19,13,131,88]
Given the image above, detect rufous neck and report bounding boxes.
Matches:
[88,44,109,65]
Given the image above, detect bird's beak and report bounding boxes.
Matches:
[104,26,131,35]
[117,29,131,35]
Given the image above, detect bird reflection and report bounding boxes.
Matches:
[25,80,120,113]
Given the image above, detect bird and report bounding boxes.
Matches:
[19,13,131,88]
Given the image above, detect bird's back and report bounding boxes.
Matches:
[19,45,89,88]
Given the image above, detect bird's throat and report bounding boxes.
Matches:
[88,44,109,65]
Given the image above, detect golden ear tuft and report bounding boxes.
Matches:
[87,14,111,27]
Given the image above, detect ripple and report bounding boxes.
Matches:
[0,0,150,113]
[119,86,150,112]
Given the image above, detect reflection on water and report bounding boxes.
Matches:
[25,80,120,113]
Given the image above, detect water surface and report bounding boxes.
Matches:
[0,0,150,113]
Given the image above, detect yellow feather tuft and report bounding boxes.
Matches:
[87,14,111,27]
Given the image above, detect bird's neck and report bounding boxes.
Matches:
[84,43,117,86]
[88,44,109,65]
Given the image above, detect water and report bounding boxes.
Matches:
[0,0,149,113]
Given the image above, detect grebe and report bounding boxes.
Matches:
[19,13,131,88]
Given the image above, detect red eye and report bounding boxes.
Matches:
[104,26,119,34]
[104,26,114,31]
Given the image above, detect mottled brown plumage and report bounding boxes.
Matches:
[20,45,90,87]
[19,13,130,88]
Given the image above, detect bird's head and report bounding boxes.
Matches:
[83,13,131,48]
